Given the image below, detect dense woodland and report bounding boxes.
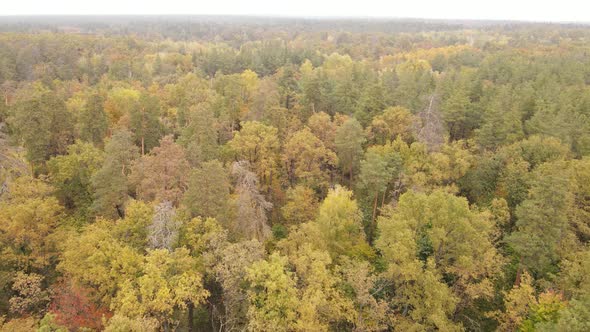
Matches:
[0,16,590,331]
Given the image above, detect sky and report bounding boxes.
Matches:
[2,0,589,23]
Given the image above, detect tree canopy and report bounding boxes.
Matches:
[1,16,590,332]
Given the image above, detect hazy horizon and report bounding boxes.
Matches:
[2,0,589,23]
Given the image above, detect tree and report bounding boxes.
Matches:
[524,86,590,157]
[0,176,63,272]
[130,135,190,206]
[502,135,570,170]
[299,60,323,116]
[103,87,140,126]
[249,77,281,121]
[520,290,566,331]
[367,106,415,144]
[0,125,29,197]
[507,161,575,278]
[59,220,143,306]
[390,138,474,193]
[551,249,590,330]
[282,128,337,191]
[338,258,390,331]
[559,249,590,302]
[393,59,435,112]
[357,144,402,239]
[246,253,298,332]
[9,83,74,167]
[441,87,474,141]
[491,271,536,331]
[277,65,298,110]
[129,92,162,155]
[334,118,365,184]
[307,112,337,150]
[103,315,158,332]
[569,158,590,243]
[475,86,524,150]
[280,244,355,330]
[548,296,590,332]
[182,160,229,220]
[316,186,372,260]
[260,106,302,142]
[281,185,319,226]
[210,239,265,331]
[230,161,272,241]
[9,272,49,316]
[47,141,104,217]
[354,81,386,126]
[4,18,590,331]
[48,279,110,331]
[0,317,37,331]
[78,93,108,146]
[179,104,219,166]
[161,73,213,128]
[147,201,179,251]
[414,93,445,151]
[213,71,258,135]
[227,121,279,187]
[376,190,501,330]
[38,313,69,332]
[319,53,358,116]
[91,130,140,219]
[111,248,208,330]
[114,200,153,250]
[428,140,475,192]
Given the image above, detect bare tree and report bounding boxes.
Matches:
[230,161,272,241]
[0,80,16,107]
[148,201,179,251]
[414,93,445,151]
[0,122,29,199]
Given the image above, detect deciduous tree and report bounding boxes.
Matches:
[282,128,337,191]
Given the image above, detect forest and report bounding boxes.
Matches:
[0,16,589,331]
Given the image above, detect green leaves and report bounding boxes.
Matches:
[48,141,104,217]
[9,83,74,167]
[227,121,279,186]
[335,118,365,183]
[508,161,575,278]
[111,248,208,326]
[376,190,501,330]
[182,160,230,220]
[282,128,337,191]
[246,253,299,332]
[0,177,63,271]
[316,186,373,261]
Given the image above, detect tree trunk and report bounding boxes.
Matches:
[116,204,125,219]
[514,257,524,286]
[188,302,194,332]
[371,191,379,243]
[372,191,379,226]
[141,136,145,156]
